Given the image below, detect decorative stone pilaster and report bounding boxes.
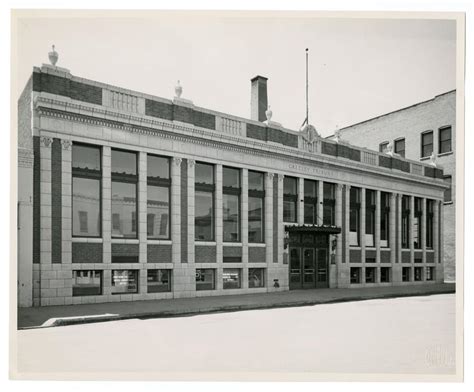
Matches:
[297,177,304,225]
[102,147,112,296]
[438,201,445,282]
[345,185,350,264]
[422,198,427,264]
[277,174,284,264]
[317,180,324,225]
[215,165,223,290]
[389,193,396,264]
[265,172,274,265]
[334,183,343,288]
[410,196,415,264]
[171,157,182,264]
[397,194,402,265]
[375,190,381,266]
[241,169,249,283]
[360,188,366,272]
[138,152,147,294]
[187,159,195,264]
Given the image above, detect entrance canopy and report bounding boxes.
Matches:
[285,225,341,235]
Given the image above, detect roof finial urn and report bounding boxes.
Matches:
[334,129,341,143]
[429,151,437,167]
[265,105,273,122]
[175,80,183,98]
[48,45,58,66]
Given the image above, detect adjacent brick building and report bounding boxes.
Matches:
[329,91,456,281]
[17,62,449,307]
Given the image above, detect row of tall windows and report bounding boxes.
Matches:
[402,195,434,249]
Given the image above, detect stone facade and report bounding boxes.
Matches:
[330,91,455,281]
[16,63,449,307]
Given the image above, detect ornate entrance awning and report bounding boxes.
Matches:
[285,224,341,235]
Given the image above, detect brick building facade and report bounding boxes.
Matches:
[17,63,448,307]
[329,91,456,281]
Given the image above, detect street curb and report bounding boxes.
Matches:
[27,289,455,329]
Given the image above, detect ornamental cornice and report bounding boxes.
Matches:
[33,101,448,192]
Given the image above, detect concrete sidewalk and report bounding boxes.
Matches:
[17,283,455,329]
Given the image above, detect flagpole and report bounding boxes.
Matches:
[306,48,309,125]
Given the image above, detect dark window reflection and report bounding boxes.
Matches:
[73,177,101,237]
[195,191,214,240]
[112,182,137,238]
[147,185,169,239]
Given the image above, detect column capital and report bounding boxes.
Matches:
[40,136,53,148]
[60,139,72,150]
[336,183,344,191]
[266,172,275,180]
[173,157,182,167]
[278,173,284,182]
[187,159,196,168]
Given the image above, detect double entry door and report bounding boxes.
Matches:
[289,233,329,290]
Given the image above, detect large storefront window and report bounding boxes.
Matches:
[304,179,318,224]
[248,171,264,243]
[147,269,171,293]
[426,199,434,249]
[195,162,215,241]
[248,268,265,288]
[72,144,102,237]
[223,268,242,289]
[196,269,215,291]
[323,182,335,226]
[380,192,390,247]
[414,197,422,249]
[402,195,410,249]
[365,189,375,247]
[349,187,360,246]
[223,167,241,242]
[112,149,137,238]
[147,154,170,239]
[111,269,139,294]
[72,270,102,296]
[283,176,297,222]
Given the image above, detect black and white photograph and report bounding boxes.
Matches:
[8,5,467,384]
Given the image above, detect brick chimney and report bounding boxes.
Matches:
[250,75,268,122]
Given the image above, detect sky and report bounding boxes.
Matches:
[13,11,457,136]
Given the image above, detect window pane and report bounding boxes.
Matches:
[323,183,335,199]
[147,155,170,179]
[147,185,169,239]
[422,132,433,157]
[249,268,265,288]
[223,167,240,188]
[284,200,297,222]
[284,177,297,195]
[73,177,101,237]
[147,269,171,293]
[304,204,315,224]
[323,204,335,226]
[223,194,240,242]
[111,270,138,294]
[195,163,214,185]
[248,197,263,243]
[112,150,137,175]
[248,171,264,191]
[223,268,241,289]
[112,182,137,238]
[195,191,214,241]
[439,127,452,153]
[395,139,405,157]
[72,144,101,171]
[379,142,388,153]
[304,179,317,198]
[196,269,215,290]
[73,270,102,296]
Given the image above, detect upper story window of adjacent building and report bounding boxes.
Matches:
[223,167,241,242]
[283,176,298,223]
[72,144,102,237]
[147,154,170,239]
[421,131,434,158]
[304,179,318,225]
[248,170,265,243]
[413,197,422,249]
[365,189,376,247]
[379,141,389,153]
[380,192,390,247]
[395,138,405,158]
[401,195,410,249]
[112,149,138,238]
[195,162,215,241]
[323,182,335,226]
[349,187,360,246]
[444,175,452,203]
[426,199,434,249]
[439,126,452,154]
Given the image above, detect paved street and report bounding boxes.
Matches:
[15,294,456,378]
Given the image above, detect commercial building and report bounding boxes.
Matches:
[17,59,448,307]
[328,91,455,281]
